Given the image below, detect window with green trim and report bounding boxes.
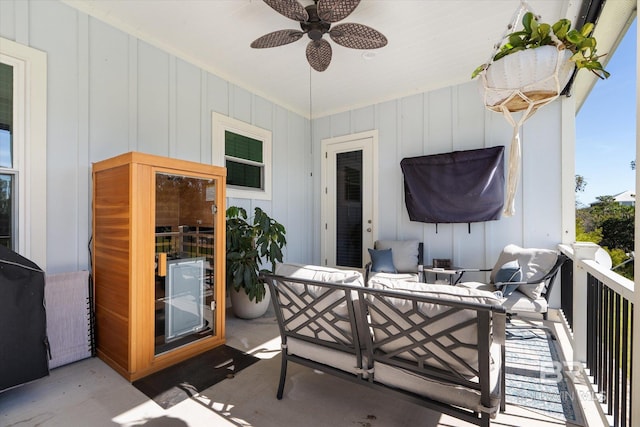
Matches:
[212,113,272,200]
[225,131,264,190]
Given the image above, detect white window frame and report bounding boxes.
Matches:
[0,38,47,270]
[212,112,272,200]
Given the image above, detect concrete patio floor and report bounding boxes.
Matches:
[1,306,593,427]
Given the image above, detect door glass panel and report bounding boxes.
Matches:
[0,62,13,169]
[336,150,362,268]
[0,62,14,249]
[154,173,217,355]
[0,174,13,249]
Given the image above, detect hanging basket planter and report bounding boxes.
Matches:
[471,2,611,216]
[481,45,575,113]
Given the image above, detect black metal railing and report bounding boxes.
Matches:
[560,257,574,329]
[586,273,633,427]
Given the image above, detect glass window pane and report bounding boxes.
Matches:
[0,174,13,249]
[226,160,262,189]
[0,62,13,169]
[225,131,263,163]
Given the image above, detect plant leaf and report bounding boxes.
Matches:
[580,22,594,37]
[552,19,571,39]
[522,12,533,33]
[565,29,584,45]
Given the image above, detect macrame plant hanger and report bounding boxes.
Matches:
[479,0,572,216]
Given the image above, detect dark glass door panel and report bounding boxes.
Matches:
[336,151,362,268]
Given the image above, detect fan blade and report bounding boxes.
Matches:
[263,0,309,22]
[251,29,304,48]
[329,23,387,49]
[317,0,360,23]
[306,39,332,72]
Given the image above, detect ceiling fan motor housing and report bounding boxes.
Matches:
[301,4,330,41]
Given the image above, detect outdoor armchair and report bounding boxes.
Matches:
[364,240,423,284]
[457,244,567,320]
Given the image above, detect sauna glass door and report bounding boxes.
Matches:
[154,172,217,355]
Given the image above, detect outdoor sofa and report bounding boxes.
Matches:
[262,263,507,427]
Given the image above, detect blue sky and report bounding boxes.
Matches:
[575,19,637,206]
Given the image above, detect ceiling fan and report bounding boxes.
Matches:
[250,0,388,72]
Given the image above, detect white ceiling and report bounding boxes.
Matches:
[62,0,629,118]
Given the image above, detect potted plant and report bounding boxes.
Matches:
[226,206,287,318]
[472,11,610,112]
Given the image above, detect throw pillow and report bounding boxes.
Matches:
[494,260,522,297]
[368,248,397,273]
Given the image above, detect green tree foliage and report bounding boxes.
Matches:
[608,248,634,280]
[601,215,634,252]
[576,195,634,279]
[575,216,602,244]
[575,175,587,193]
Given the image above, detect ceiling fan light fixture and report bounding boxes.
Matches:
[308,29,324,41]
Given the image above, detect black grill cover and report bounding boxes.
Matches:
[400,146,505,224]
[0,245,49,392]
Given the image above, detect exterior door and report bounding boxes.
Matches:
[321,131,377,269]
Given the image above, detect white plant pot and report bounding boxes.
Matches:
[481,45,575,112]
[230,286,271,319]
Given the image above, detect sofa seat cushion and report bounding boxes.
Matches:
[501,290,548,314]
[287,337,367,377]
[372,341,503,415]
[457,282,548,315]
[367,271,420,284]
[456,281,495,292]
[369,278,501,304]
[366,280,501,377]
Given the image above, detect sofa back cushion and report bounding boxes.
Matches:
[374,240,421,273]
[490,244,557,300]
[275,263,364,286]
[367,279,500,377]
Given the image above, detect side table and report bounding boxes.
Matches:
[423,266,465,285]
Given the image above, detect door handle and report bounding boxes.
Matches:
[157,253,167,277]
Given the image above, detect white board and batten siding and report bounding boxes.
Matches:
[312,83,570,277]
[1,0,572,281]
[0,0,312,272]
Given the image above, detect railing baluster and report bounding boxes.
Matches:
[621,299,629,426]
[587,274,595,378]
[614,292,621,424]
[629,304,634,427]
[605,287,616,415]
[561,259,574,328]
[597,283,607,402]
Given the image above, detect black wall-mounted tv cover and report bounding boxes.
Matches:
[400,146,505,224]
